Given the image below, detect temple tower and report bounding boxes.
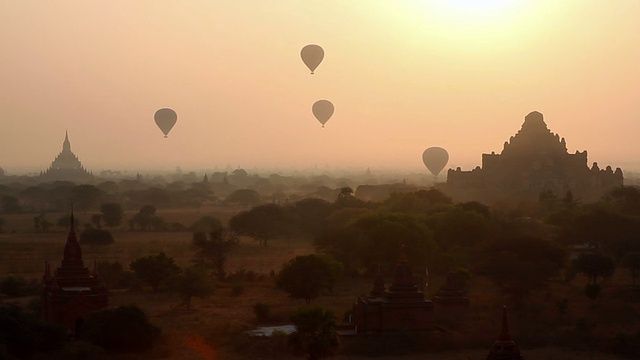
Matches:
[40,132,93,181]
[352,246,434,333]
[486,306,524,360]
[43,212,108,335]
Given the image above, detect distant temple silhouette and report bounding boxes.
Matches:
[42,212,108,335]
[447,111,623,202]
[40,132,93,181]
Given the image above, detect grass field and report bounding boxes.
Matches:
[1,208,639,359]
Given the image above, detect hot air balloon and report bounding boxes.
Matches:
[422,147,449,176]
[301,44,324,74]
[154,108,177,138]
[312,100,334,128]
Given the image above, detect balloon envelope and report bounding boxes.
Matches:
[301,44,324,74]
[422,147,449,176]
[154,108,177,138]
[312,100,334,127]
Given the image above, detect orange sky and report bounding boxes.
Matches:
[1,1,639,174]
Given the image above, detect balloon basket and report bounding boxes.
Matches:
[164,135,168,138]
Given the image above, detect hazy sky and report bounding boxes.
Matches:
[1,1,639,174]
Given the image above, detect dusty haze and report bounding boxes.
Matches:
[1,1,639,174]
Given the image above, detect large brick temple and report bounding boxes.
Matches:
[447,111,623,202]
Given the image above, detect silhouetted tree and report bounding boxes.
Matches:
[130,252,180,291]
[81,305,160,353]
[33,213,52,233]
[475,236,567,308]
[0,304,68,358]
[80,227,114,245]
[225,189,260,206]
[572,252,615,285]
[90,214,102,229]
[335,186,366,208]
[229,203,286,246]
[622,252,640,286]
[129,205,164,231]
[276,254,343,304]
[192,228,238,281]
[19,186,47,211]
[381,188,452,214]
[604,185,640,215]
[350,212,435,272]
[288,306,339,360]
[70,184,102,211]
[100,202,123,227]
[1,195,22,213]
[173,266,215,309]
[190,215,222,233]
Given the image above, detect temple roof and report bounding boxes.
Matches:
[486,307,524,360]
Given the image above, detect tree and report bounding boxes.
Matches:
[350,212,435,273]
[80,227,114,245]
[604,185,640,216]
[276,254,343,304]
[475,236,567,308]
[288,306,339,360]
[190,215,222,232]
[100,202,123,227]
[81,305,160,353]
[1,195,22,213]
[128,205,164,231]
[381,188,452,214]
[130,252,181,291]
[572,252,616,285]
[90,214,102,229]
[70,184,102,211]
[622,252,640,286]
[192,228,238,281]
[33,213,53,233]
[225,189,260,206]
[0,217,5,233]
[173,266,215,309]
[0,304,68,358]
[229,203,286,246]
[335,187,366,208]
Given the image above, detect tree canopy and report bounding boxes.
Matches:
[276,254,343,304]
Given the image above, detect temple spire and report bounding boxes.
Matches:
[499,306,512,341]
[62,209,83,264]
[63,131,71,153]
[486,306,524,360]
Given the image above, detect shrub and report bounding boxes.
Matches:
[253,303,271,323]
[0,276,28,297]
[79,228,114,245]
[584,283,602,300]
[0,304,68,358]
[81,305,160,353]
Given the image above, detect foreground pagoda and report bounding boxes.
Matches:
[42,212,108,334]
[352,247,433,333]
[486,307,524,360]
